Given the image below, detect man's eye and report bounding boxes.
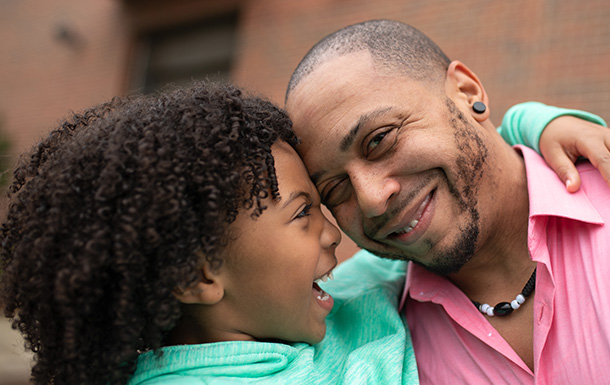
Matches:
[365,128,397,159]
[368,132,387,151]
[321,178,349,209]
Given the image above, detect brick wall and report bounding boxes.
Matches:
[233,0,610,120]
[0,0,130,155]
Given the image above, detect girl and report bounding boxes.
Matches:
[0,82,607,385]
[0,83,407,385]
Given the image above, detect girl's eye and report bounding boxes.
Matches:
[295,203,312,219]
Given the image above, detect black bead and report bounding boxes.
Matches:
[469,268,536,317]
[494,302,514,316]
[473,101,487,114]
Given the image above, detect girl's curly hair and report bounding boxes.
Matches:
[0,82,298,385]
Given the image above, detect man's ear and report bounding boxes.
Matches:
[444,60,490,122]
[173,261,225,305]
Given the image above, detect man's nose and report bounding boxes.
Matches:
[350,170,400,218]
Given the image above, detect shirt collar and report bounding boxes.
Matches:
[518,145,604,224]
[400,262,444,309]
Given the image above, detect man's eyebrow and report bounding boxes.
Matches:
[339,107,394,152]
[280,191,311,209]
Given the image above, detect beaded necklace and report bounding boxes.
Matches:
[472,268,536,317]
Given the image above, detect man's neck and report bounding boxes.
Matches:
[448,143,533,302]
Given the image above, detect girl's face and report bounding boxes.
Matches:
[217,141,341,345]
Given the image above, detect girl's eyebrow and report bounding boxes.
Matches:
[280,191,311,209]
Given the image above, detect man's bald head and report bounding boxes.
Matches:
[286,19,451,103]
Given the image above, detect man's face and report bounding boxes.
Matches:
[285,51,493,275]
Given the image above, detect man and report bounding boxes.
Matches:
[284,20,610,384]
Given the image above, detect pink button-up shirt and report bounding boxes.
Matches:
[401,146,610,385]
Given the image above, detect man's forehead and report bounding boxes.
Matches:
[287,51,376,107]
[286,52,378,133]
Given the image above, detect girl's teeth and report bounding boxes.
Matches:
[316,271,335,284]
[317,292,330,301]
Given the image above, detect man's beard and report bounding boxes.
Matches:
[409,213,479,276]
[365,98,488,276]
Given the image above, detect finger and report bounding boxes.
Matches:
[542,144,581,192]
[575,137,610,188]
[601,138,610,187]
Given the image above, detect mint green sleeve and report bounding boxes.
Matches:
[497,101,608,153]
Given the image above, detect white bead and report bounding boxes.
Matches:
[511,300,521,309]
[486,307,495,316]
[481,303,490,313]
[516,294,526,304]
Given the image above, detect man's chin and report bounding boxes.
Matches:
[420,222,479,276]
[411,256,469,276]
[363,221,479,276]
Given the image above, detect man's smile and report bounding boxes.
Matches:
[364,172,439,242]
[386,188,436,243]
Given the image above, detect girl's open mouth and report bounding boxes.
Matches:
[312,281,330,301]
[313,271,334,310]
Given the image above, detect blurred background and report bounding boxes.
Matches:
[1,1,609,383]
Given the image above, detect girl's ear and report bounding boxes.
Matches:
[173,260,225,305]
[444,60,490,123]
